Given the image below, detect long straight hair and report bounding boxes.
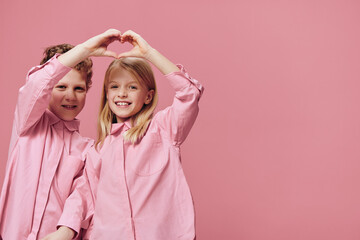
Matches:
[96,57,158,149]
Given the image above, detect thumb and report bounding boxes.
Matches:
[102,50,118,58]
[118,51,135,59]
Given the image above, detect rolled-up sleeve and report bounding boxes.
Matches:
[16,54,71,135]
[153,64,204,146]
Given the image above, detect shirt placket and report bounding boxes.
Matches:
[28,123,65,240]
[120,132,137,240]
[110,126,135,240]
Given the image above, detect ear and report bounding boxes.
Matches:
[144,89,154,105]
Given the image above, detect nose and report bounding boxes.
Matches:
[64,89,77,101]
[118,87,128,98]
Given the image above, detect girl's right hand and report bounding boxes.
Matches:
[119,30,180,75]
[81,29,122,58]
[39,226,75,240]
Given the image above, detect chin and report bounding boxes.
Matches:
[56,111,78,121]
[59,116,76,121]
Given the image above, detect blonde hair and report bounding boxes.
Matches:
[96,57,158,148]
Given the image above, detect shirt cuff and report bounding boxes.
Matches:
[165,64,204,96]
[27,53,72,82]
[57,214,81,239]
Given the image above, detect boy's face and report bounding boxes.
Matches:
[49,69,87,121]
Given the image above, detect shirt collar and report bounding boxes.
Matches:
[110,120,132,135]
[46,109,80,132]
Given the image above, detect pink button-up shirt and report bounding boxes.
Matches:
[0,56,93,240]
[85,65,204,240]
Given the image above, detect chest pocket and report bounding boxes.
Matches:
[126,133,169,176]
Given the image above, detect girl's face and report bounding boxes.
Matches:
[106,68,154,123]
[49,69,87,121]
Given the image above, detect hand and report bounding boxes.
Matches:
[40,226,75,240]
[80,28,122,58]
[58,29,122,67]
[119,30,179,75]
[118,30,154,59]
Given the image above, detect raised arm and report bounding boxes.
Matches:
[16,29,122,135]
[58,28,121,67]
[118,30,180,74]
[118,30,204,145]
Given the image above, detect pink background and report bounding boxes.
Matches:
[1,0,360,239]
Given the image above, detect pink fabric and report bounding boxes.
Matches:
[0,56,93,240]
[86,65,204,240]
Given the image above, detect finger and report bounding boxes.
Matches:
[121,36,135,45]
[103,28,122,38]
[106,36,121,46]
[103,50,119,58]
[121,31,150,50]
[121,30,140,42]
[121,30,138,37]
[99,30,121,44]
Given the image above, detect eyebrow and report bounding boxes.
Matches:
[108,80,139,85]
[74,83,86,87]
[55,82,86,86]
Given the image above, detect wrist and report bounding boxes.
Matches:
[58,226,75,239]
[73,43,92,58]
[57,44,91,68]
[144,47,158,61]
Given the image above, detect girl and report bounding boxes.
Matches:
[0,29,122,240]
[86,30,204,239]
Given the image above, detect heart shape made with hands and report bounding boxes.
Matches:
[93,31,150,59]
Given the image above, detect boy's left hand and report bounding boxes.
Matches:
[81,29,122,58]
[40,226,75,240]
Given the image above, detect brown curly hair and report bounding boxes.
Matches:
[40,44,93,90]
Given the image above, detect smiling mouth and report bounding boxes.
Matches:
[62,105,77,110]
[116,102,131,106]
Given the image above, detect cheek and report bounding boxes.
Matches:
[140,92,150,104]
[77,93,87,105]
[48,91,62,111]
[50,90,63,103]
[107,89,116,100]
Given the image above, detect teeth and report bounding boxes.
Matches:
[62,105,76,109]
[116,102,130,106]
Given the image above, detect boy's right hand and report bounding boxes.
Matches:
[80,29,121,58]
[58,29,121,68]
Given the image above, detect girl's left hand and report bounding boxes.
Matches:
[118,30,154,59]
[40,226,75,240]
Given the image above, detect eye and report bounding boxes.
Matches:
[56,85,66,90]
[75,86,86,92]
[109,84,118,89]
[129,85,137,90]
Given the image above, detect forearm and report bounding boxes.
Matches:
[40,226,75,240]
[155,65,203,145]
[145,48,180,75]
[58,167,94,236]
[58,28,122,67]
[57,226,75,239]
[57,44,91,68]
